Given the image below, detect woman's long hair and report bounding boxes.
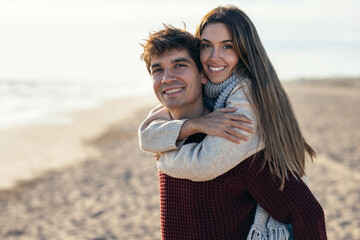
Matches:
[195,5,316,190]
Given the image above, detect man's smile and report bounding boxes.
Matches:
[163,87,184,95]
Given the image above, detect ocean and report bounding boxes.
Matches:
[1,0,359,129]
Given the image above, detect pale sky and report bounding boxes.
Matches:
[0,0,359,82]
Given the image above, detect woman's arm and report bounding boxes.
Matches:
[138,105,186,153]
[157,83,265,181]
[178,108,253,144]
[139,104,253,153]
[244,155,327,239]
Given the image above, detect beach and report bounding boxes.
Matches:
[0,80,359,239]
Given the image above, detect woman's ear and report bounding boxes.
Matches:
[201,72,209,84]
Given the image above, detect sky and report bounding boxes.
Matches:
[0,0,359,83]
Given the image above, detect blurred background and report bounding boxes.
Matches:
[0,0,359,129]
[0,0,359,239]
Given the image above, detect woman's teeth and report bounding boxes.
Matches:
[209,66,225,72]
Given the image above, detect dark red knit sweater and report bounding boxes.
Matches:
[159,136,327,239]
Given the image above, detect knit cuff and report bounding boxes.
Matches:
[168,119,188,149]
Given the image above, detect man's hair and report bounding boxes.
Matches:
[141,25,202,73]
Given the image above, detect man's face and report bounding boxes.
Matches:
[150,49,205,113]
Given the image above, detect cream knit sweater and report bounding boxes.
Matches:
[139,78,265,181]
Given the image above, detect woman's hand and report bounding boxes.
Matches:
[178,107,254,144]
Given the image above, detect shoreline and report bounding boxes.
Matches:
[0,93,158,189]
[1,79,358,189]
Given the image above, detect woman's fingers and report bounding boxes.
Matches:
[228,114,253,124]
[216,107,237,113]
[195,109,255,141]
[216,108,253,124]
[230,122,254,133]
[213,125,249,144]
[219,132,241,144]
[225,127,249,142]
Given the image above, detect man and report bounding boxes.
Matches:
[142,27,207,123]
[139,25,253,239]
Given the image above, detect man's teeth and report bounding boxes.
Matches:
[165,88,182,94]
[209,66,225,72]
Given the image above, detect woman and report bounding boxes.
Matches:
[139,5,327,239]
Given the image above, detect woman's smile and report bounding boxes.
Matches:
[200,23,239,84]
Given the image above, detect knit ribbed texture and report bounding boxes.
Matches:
[159,136,327,240]
[247,205,270,240]
[203,74,240,110]
[248,204,291,240]
[138,104,188,153]
[267,217,291,240]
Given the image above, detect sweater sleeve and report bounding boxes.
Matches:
[138,104,187,153]
[157,82,265,181]
[244,155,327,240]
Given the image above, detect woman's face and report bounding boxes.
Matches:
[200,23,239,84]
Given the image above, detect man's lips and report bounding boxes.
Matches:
[163,87,184,95]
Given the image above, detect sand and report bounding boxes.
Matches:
[0,80,359,239]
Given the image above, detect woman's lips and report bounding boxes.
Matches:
[209,66,226,73]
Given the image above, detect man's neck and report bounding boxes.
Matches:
[169,103,209,120]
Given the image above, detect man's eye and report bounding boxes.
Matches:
[151,68,162,74]
[175,64,186,68]
[224,44,233,49]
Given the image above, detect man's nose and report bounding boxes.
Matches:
[162,68,176,83]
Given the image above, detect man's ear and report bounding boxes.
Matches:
[201,72,208,84]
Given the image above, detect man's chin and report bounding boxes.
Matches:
[161,101,182,111]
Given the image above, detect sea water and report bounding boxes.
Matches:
[0,79,151,128]
[0,0,359,129]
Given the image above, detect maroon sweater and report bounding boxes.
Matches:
[159,136,327,239]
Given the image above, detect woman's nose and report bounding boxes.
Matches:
[210,47,221,61]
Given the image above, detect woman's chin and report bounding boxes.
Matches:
[208,74,232,84]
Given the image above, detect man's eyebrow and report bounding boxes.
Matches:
[150,63,161,70]
[172,58,191,64]
[201,38,233,43]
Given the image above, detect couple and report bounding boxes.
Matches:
[139,5,327,240]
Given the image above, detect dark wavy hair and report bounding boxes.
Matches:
[141,25,202,73]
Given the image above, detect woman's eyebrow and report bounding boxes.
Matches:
[201,38,232,43]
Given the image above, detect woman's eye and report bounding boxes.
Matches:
[201,43,211,49]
